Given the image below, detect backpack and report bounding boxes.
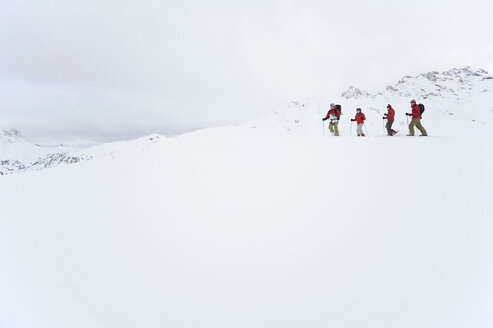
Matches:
[419,103,425,115]
[335,104,342,117]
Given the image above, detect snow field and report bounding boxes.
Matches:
[1,132,493,328]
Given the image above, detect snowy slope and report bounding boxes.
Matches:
[57,134,165,164]
[0,129,74,175]
[0,131,164,174]
[1,131,492,328]
[0,67,493,328]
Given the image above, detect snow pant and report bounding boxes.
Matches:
[408,118,427,136]
[328,121,339,136]
[386,120,397,136]
[357,123,364,135]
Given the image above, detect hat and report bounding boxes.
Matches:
[387,104,392,108]
[356,107,361,111]
[330,103,335,107]
[410,99,416,103]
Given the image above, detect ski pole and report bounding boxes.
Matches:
[364,124,370,137]
[322,120,324,136]
[350,121,352,136]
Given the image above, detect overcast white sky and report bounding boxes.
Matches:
[0,0,492,141]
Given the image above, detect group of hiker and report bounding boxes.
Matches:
[322,99,428,137]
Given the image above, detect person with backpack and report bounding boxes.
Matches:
[351,108,366,136]
[383,104,398,136]
[406,100,427,136]
[322,103,341,136]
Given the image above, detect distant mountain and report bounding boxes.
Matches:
[342,67,492,102]
[0,129,74,175]
[0,129,165,175]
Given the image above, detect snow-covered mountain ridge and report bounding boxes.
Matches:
[0,130,166,175]
[342,66,492,102]
[0,129,75,175]
[1,66,492,175]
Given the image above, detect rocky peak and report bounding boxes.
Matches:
[1,128,22,138]
[340,67,492,101]
[342,86,375,100]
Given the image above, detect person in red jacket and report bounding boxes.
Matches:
[406,100,427,136]
[383,104,398,136]
[351,108,366,136]
[322,103,341,136]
